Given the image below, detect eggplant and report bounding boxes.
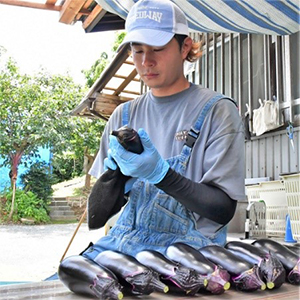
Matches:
[199,245,266,291]
[111,126,144,154]
[58,255,123,300]
[252,239,300,285]
[225,241,286,289]
[166,243,230,294]
[136,250,204,295]
[95,250,168,295]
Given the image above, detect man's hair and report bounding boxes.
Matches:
[174,34,202,63]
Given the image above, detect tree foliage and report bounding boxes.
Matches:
[0,30,126,203]
[0,53,106,212]
[51,117,105,182]
[0,57,84,173]
[82,52,108,88]
[112,32,126,52]
[1,188,50,224]
[20,161,54,201]
[82,31,126,88]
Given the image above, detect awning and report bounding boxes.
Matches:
[95,0,299,36]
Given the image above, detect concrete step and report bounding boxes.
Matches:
[49,201,69,207]
[49,211,76,220]
[50,205,72,211]
[49,197,76,221]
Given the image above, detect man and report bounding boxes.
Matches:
[59,0,245,297]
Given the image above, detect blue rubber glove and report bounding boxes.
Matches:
[104,149,137,193]
[109,128,170,184]
[103,149,117,171]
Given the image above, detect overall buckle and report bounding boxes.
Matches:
[184,128,199,148]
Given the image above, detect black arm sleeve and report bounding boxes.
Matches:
[155,168,237,225]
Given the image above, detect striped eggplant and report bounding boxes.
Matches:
[94,250,168,295]
[252,239,300,285]
[135,249,204,295]
[225,241,286,289]
[199,245,266,291]
[58,255,123,300]
[166,243,230,294]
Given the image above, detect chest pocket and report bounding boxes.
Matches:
[150,193,190,235]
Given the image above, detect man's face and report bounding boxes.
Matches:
[131,37,190,96]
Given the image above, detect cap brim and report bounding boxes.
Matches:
[117,28,174,52]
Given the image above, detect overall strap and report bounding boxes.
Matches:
[183,94,235,154]
[122,101,131,126]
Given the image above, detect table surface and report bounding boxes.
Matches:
[1,279,299,300]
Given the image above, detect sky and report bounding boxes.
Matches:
[0,4,118,84]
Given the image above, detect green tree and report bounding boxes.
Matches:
[0,56,84,219]
[51,117,105,187]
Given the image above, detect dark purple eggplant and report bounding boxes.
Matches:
[199,245,266,291]
[252,239,300,285]
[135,249,204,295]
[111,126,144,154]
[225,241,286,289]
[95,250,168,295]
[166,243,230,294]
[58,255,123,299]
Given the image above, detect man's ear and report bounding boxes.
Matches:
[181,36,193,60]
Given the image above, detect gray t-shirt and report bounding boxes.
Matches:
[90,83,245,236]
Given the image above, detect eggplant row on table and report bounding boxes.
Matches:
[95,250,168,296]
[60,239,299,299]
[166,242,230,294]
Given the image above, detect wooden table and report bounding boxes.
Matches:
[1,280,299,300]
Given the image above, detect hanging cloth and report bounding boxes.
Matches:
[252,98,280,136]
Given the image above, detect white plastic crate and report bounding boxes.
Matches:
[281,173,300,242]
[245,181,288,237]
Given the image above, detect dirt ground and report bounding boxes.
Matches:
[1,176,103,283]
[52,175,96,198]
[0,223,105,282]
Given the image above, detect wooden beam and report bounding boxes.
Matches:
[0,0,61,11]
[75,0,93,20]
[0,0,90,15]
[124,60,134,65]
[113,69,138,96]
[46,0,57,5]
[104,86,140,96]
[82,4,105,30]
[59,0,86,24]
[114,74,140,82]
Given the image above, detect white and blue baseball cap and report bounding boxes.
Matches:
[118,0,189,51]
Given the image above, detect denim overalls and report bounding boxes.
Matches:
[83,94,229,260]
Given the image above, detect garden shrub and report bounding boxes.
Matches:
[20,161,54,203]
[1,188,50,223]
